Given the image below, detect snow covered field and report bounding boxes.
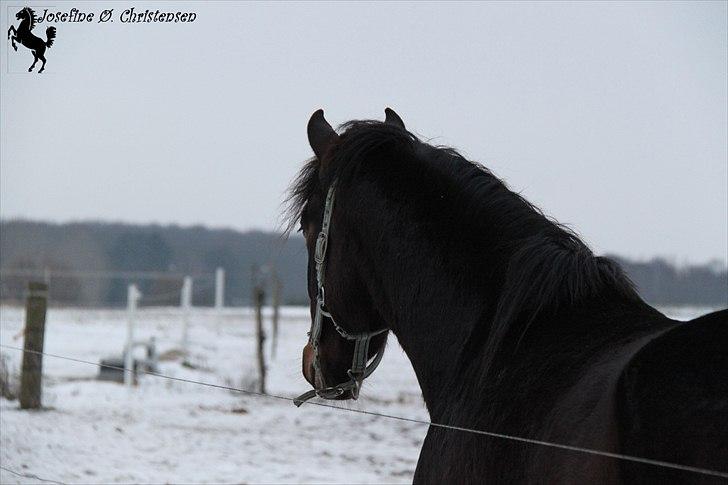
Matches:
[0,306,427,484]
[0,305,713,484]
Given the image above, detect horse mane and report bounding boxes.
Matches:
[285,120,639,368]
[23,7,37,30]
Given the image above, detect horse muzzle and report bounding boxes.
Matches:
[302,342,316,386]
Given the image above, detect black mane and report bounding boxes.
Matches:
[23,7,37,30]
[286,120,638,366]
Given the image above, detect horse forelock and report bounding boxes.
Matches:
[283,156,319,237]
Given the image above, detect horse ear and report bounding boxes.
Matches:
[384,108,405,130]
[307,109,339,161]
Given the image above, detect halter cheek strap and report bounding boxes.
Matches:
[294,182,389,407]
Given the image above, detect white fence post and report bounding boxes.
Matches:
[214,268,225,310]
[271,270,280,360]
[180,276,192,354]
[124,284,141,388]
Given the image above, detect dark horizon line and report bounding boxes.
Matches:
[1,216,725,269]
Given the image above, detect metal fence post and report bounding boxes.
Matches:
[180,276,192,354]
[214,267,225,309]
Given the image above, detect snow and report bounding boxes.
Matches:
[0,305,713,484]
[0,306,426,484]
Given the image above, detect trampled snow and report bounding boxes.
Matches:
[0,305,711,484]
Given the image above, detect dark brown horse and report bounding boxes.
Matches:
[7,7,56,73]
[288,108,728,483]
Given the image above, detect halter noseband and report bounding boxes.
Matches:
[294,182,388,407]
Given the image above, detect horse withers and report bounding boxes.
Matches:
[288,108,727,483]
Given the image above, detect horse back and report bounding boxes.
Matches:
[617,309,728,483]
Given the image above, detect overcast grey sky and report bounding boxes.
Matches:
[1,1,726,264]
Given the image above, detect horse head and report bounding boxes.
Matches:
[294,109,406,403]
[16,7,34,21]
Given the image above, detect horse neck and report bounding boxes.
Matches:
[19,16,31,32]
[343,188,528,418]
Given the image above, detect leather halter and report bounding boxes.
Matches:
[294,182,388,407]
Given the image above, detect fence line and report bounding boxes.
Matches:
[0,465,64,484]
[0,344,726,479]
[138,279,215,306]
[0,268,213,282]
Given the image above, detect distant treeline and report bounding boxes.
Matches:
[0,220,308,307]
[607,255,726,307]
[0,220,725,308]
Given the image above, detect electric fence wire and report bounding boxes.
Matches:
[1,345,727,480]
[0,465,65,485]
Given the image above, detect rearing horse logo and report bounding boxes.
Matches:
[7,7,57,73]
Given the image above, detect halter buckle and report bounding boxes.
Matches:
[314,232,328,264]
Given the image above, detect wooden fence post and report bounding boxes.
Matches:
[20,282,48,410]
[254,285,266,394]
[271,271,281,360]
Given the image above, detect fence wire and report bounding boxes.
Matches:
[1,344,727,480]
[0,465,65,484]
